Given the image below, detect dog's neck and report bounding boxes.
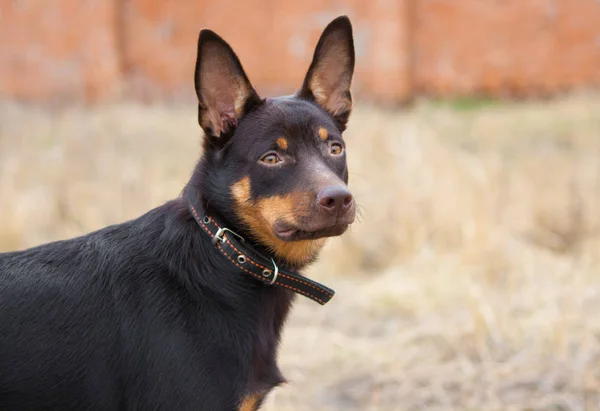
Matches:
[174,187,297,397]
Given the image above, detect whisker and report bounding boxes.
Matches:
[348,171,368,181]
[355,204,365,223]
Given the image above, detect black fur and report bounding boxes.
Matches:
[0,200,289,410]
[0,15,355,411]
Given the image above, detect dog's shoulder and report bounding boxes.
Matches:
[0,202,179,298]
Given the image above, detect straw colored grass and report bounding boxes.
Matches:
[2,94,600,410]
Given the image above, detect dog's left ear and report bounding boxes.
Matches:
[298,16,355,130]
[194,29,261,143]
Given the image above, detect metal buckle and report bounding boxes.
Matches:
[209,223,276,285]
[211,227,245,246]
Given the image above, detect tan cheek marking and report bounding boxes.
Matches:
[276,137,288,151]
[318,127,329,141]
[231,176,251,204]
[258,195,296,226]
[232,189,327,266]
[257,192,326,265]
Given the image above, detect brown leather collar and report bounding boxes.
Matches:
[189,203,335,305]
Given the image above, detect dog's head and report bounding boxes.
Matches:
[194,16,355,267]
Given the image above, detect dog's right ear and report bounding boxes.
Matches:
[194,30,261,144]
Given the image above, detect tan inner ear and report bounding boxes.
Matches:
[233,82,251,117]
[307,40,353,117]
[198,43,253,135]
[231,177,326,266]
[310,76,352,117]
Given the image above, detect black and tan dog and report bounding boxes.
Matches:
[0,15,356,411]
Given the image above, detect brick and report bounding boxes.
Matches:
[414,0,600,96]
[1,0,599,103]
[122,0,412,103]
[122,0,271,100]
[0,0,121,102]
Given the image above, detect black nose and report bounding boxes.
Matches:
[317,186,354,214]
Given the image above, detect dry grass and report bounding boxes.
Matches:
[2,94,600,410]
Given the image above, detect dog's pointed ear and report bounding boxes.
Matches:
[298,16,355,130]
[194,30,261,142]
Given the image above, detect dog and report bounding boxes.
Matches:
[0,15,356,411]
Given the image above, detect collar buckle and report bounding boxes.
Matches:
[211,226,245,246]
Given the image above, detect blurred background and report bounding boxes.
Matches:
[2,1,600,410]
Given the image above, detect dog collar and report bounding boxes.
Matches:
[189,203,335,305]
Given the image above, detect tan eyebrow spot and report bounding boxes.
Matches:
[276,137,288,150]
[231,176,251,204]
[318,127,328,141]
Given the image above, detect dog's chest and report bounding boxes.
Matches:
[239,288,294,409]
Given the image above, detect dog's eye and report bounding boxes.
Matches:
[330,143,344,156]
[260,152,281,165]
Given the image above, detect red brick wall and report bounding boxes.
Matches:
[0,0,598,103]
[0,0,121,102]
[414,0,600,96]
[122,0,412,102]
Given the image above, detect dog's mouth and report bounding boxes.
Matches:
[273,221,349,242]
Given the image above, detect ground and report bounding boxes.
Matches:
[1,94,600,410]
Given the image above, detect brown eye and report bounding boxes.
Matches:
[260,153,281,165]
[330,143,344,156]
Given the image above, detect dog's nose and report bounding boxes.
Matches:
[317,186,354,214]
